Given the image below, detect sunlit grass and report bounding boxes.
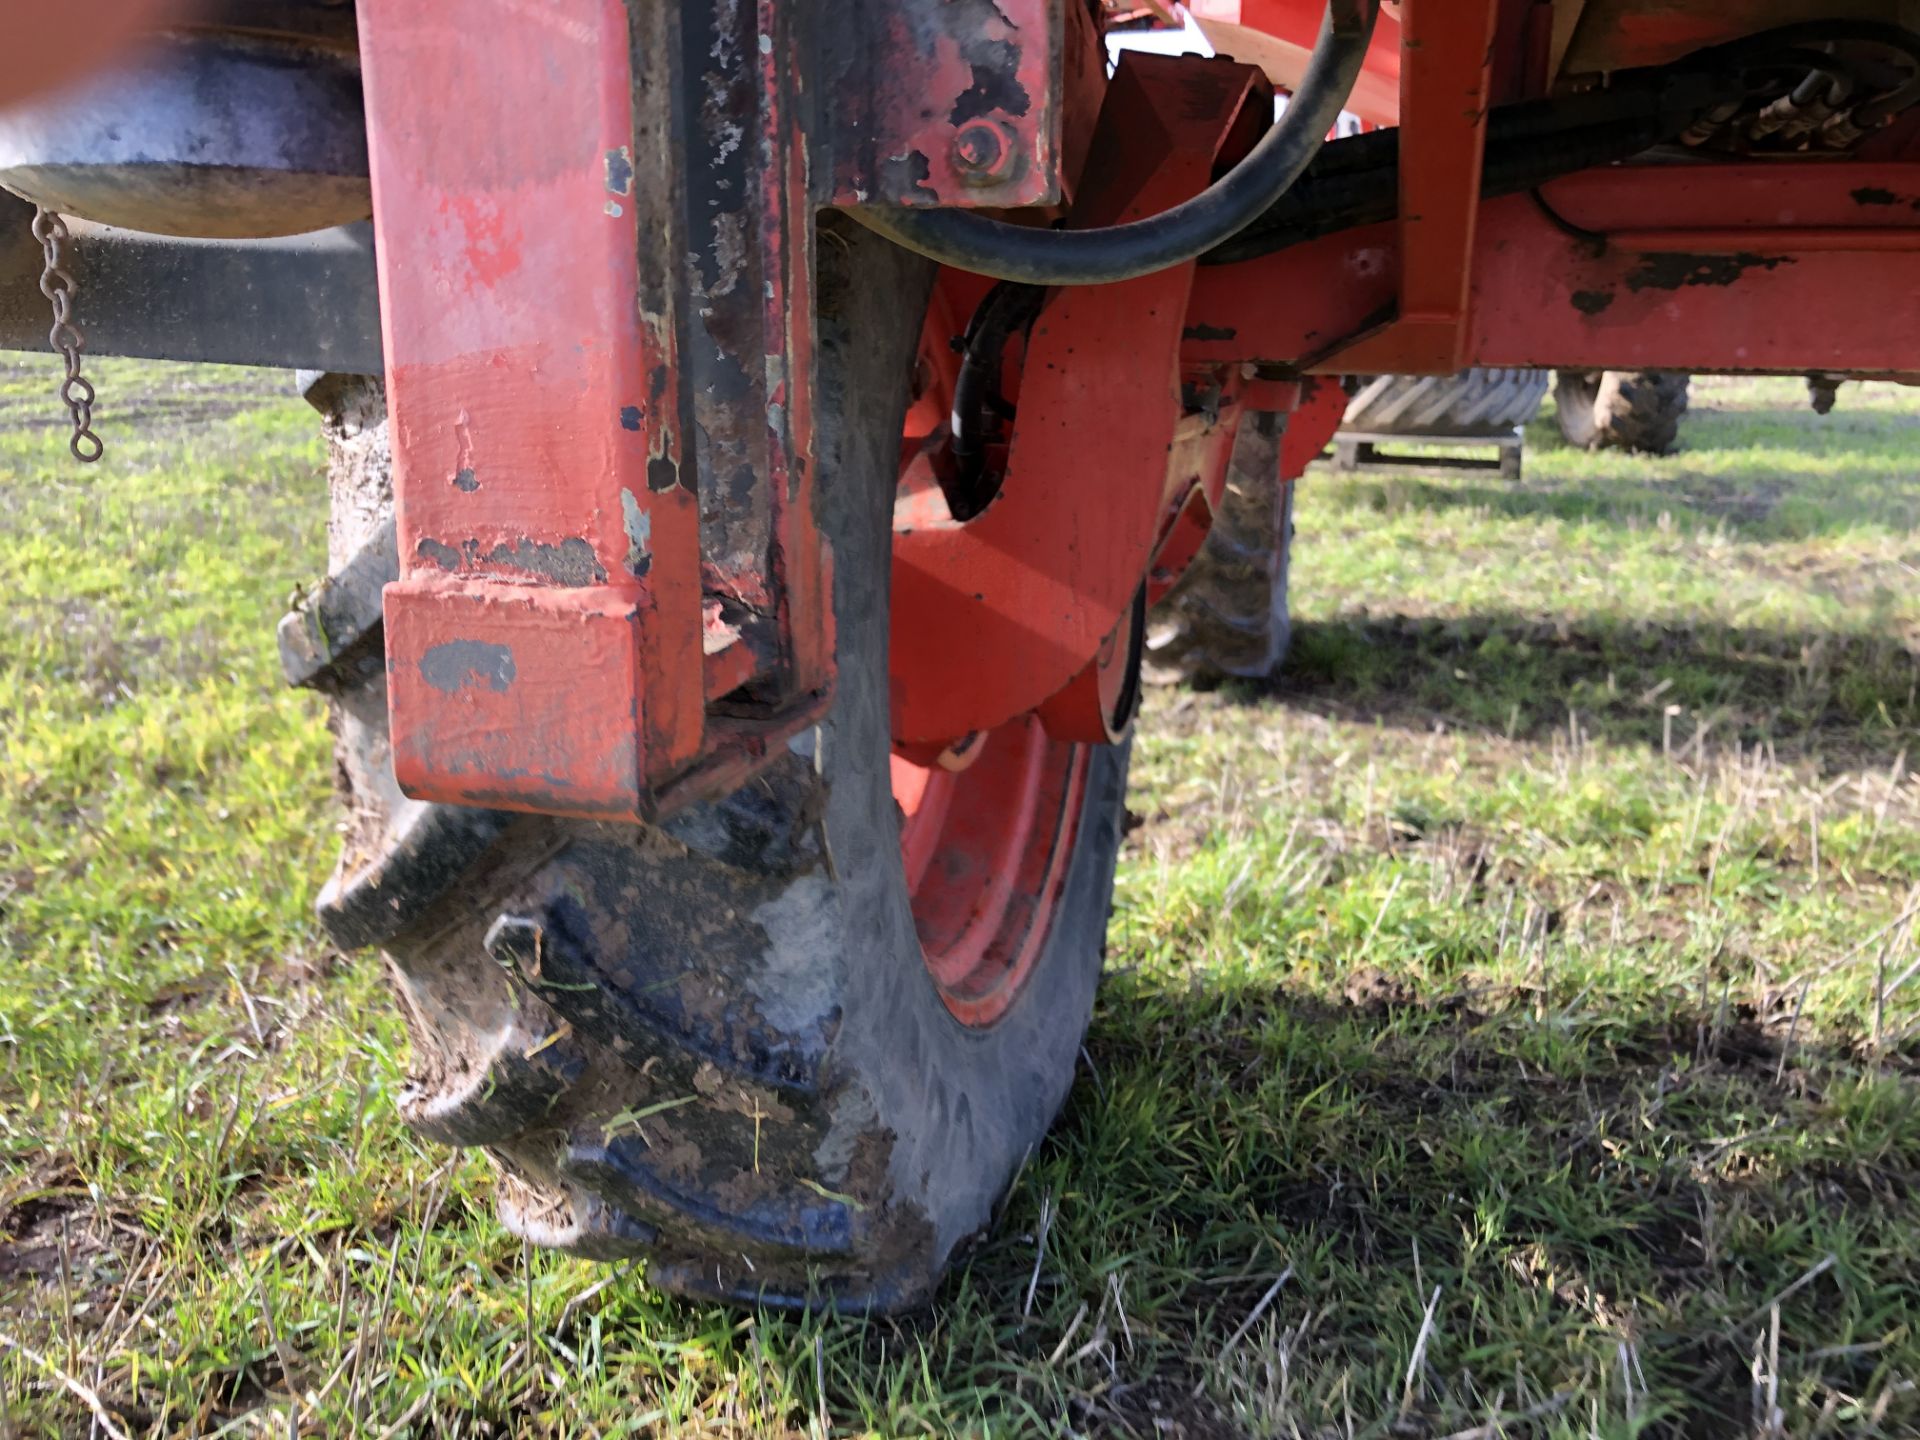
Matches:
[2,365,1918,1436]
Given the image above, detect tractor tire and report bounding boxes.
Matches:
[281,220,1131,1310]
[1143,412,1297,684]
[1341,367,1549,437]
[1553,369,1690,454]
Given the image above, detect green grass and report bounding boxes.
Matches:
[3,366,1919,1436]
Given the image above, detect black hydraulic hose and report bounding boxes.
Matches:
[1205,68,1738,265]
[846,0,1380,285]
[1692,19,1920,73]
[946,281,1045,518]
[1206,18,1920,266]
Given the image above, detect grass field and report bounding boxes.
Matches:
[3,361,1920,1438]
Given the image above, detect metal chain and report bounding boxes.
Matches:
[30,207,104,463]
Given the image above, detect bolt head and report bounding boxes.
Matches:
[951,120,1016,185]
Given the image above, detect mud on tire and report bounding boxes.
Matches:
[1554,369,1691,455]
[282,221,1131,1310]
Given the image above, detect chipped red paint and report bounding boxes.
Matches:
[346,0,1920,830]
[358,0,851,823]
[889,55,1270,748]
[385,584,657,813]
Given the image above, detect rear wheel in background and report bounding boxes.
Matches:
[280,221,1130,1311]
[1554,369,1691,454]
[1144,412,1297,684]
[1341,367,1549,439]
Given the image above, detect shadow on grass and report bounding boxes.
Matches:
[953,972,1920,1437]
[1239,611,1920,771]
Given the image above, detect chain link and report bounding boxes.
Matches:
[30,207,104,463]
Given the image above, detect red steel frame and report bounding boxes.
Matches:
[1185,162,1920,378]
[360,0,851,823]
[361,0,707,822]
[891,54,1271,747]
[353,0,1920,827]
[1316,0,1503,374]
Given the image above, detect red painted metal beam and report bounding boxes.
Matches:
[361,0,841,823]
[1280,376,1349,476]
[1535,162,1920,232]
[360,0,705,822]
[1184,161,1920,377]
[1312,0,1503,375]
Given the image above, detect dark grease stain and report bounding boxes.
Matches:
[1852,186,1901,207]
[1183,323,1237,342]
[485,537,604,586]
[1571,289,1615,316]
[415,537,462,570]
[605,148,633,196]
[414,536,605,586]
[1625,252,1792,293]
[420,640,516,694]
[648,456,680,493]
[950,40,1030,125]
[620,406,643,432]
[727,463,758,514]
[453,467,479,492]
[880,149,938,205]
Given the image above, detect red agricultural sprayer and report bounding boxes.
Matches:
[2,0,1915,1308]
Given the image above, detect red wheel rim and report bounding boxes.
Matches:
[891,273,1088,1028]
[891,725,1088,1027]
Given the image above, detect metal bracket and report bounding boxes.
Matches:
[826,0,1104,211]
[889,54,1271,747]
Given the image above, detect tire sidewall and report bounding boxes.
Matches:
[760,220,1130,1297]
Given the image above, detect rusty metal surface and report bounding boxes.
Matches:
[0,29,370,238]
[673,0,831,707]
[825,0,1097,211]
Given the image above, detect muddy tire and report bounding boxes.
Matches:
[1341,368,1548,438]
[1143,413,1297,684]
[282,221,1130,1310]
[1554,369,1690,454]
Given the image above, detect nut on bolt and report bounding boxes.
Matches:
[951,119,1018,186]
